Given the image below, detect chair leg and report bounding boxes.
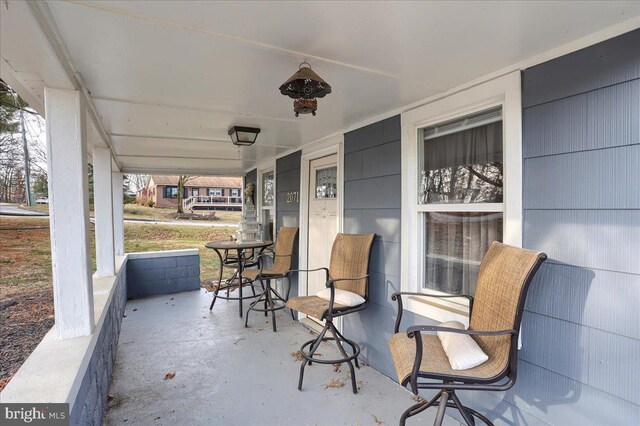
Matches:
[450,391,476,426]
[265,281,277,332]
[400,390,493,426]
[433,391,449,426]
[263,279,268,317]
[328,322,358,394]
[334,325,360,369]
[209,260,224,310]
[399,392,441,426]
[298,322,329,391]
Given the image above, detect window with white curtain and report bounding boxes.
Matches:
[418,107,504,296]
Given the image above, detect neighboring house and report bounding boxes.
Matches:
[137,175,243,211]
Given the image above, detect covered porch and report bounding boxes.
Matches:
[105,289,457,426]
[2,1,639,425]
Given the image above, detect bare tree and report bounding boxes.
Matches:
[176,175,193,214]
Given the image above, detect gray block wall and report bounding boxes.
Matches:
[69,268,127,426]
[126,252,200,299]
[276,151,301,296]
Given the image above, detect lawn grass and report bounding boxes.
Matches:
[0,217,236,296]
[0,217,238,390]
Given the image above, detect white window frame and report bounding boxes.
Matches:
[208,188,223,197]
[297,134,344,330]
[401,71,522,325]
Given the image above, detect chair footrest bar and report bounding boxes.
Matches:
[299,337,360,364]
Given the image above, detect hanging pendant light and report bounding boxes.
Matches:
[279,62,331,117]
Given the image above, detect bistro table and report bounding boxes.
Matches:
[205,239,273,318]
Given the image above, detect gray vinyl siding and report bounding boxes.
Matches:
[478,28,640,424]
[275,151,301,296]
[340,29,640,425]
[275,151,301,230]
[342,115,422,377]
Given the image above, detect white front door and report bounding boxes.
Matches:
[307,154,338,322]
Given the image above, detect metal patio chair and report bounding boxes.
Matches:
[389,242,547,426]
[243,227,299,332]
[286,233,376,394]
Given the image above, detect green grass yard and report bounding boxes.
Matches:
[0,216,237,390]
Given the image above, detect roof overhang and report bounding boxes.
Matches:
[2,1,639,175]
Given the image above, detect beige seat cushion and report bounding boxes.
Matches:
[389,333,508,385]
[286,295,349,320]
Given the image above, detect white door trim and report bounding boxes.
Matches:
[298,134,344,328]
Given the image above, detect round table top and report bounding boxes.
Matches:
[205,240,273,250]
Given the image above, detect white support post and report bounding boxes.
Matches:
[93,147,116,276]
[44,87,94,339]
[112,172,125,256]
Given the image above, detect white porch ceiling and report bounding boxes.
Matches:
[2,1,639,175]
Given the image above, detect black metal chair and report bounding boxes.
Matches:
[243,227,298,332]
[389,242,547,426]
[286,233,376,394]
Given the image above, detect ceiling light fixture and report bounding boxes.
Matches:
[228,126,260,146]
[279,62,331,117]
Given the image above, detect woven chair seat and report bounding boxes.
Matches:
[286,295,351,320]
[389,333,508,384]
[242,267,288,281]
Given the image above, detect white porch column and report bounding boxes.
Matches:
[44,87,94,339]
[93,147,116,276]
[112,172,125,256]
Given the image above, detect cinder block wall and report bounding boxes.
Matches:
[69,268,127,425]
[126,250,200,299]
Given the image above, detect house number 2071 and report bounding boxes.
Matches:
[286,191,299,203]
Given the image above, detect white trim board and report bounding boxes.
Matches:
[297,134,344,330]
[400,71,522,324]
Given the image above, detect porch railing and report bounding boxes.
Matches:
[182,195,242,211]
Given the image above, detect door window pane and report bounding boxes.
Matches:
[424,212,503,294]
[315,166,337,199]
[262,171,274,207]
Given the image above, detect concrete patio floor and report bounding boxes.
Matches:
[104,288,460,425]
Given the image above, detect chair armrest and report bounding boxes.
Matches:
[255,252,294,274]
[406,325,517,338]
[326,275,369,288]
[289,267,330,281]
[324,275,369,319]
[391,291,474,333]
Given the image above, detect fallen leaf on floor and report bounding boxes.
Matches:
[233,337,245,345]
[333,363,341,372]
[357,380,363,390]
[323,379,344,389]
[123,314,127,318]
[132,308,137,312]
[202,316,206,319]
[371,414,384,424]
[411,395,426,403]
[170,297,174,300]
[290,351,305,361]
[164,372,176,380]
[154,416,161,421]
[107,394,114,401]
